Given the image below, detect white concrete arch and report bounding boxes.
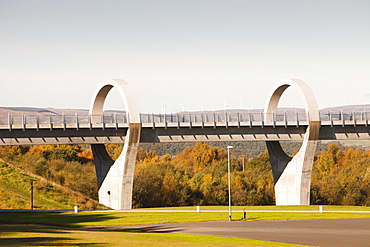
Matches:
[90,79,141,124]
[90,79,141,209]
[264,79,320,205]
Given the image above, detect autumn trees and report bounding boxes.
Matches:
[133,143,275,208]
[133,142,369,208]
[0,141,368,209]
[311,142,369,206]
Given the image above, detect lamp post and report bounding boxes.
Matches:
[30,180,34,210]
[242,157,247,172]
[227,145,233,221]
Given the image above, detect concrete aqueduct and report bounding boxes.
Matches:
[1,79,369,209]
[89,79,322,209]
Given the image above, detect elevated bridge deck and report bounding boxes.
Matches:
[0,112,368,145]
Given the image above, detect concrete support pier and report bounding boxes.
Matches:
[90,79,141,209]
[264,79,320,205]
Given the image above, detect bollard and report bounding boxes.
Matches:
[319,206,323,213]
[74,206,78,213]
[196,206,200,213]
[243,209,247,220]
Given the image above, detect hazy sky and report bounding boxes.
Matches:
[1,0,369,113]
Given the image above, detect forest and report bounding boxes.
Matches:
[0,141,369,209]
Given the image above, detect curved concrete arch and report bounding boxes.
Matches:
[90,79,141,209]
[264,79,320,205]
[90,79,141,124]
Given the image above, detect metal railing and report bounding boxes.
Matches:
[0,113,128,125]
[140,112,305,123]
[0,110,368,129]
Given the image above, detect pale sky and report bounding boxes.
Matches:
[1,0,369,113]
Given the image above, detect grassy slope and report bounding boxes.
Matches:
[0,161,67,209]
[0,161,102,210]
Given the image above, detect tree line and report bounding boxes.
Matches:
[0,142,368,208]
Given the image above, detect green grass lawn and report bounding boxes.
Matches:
[0,205,369,226]
[1,211,369,227]
[0,224,299,247]
[135,205,370,211]
[1,205,369,246]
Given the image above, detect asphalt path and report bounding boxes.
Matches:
[107,218,370,247]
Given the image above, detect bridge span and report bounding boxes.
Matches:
[1,78,369,210]
[0,111,369,145]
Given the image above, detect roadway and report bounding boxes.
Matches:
[106,218,370,247]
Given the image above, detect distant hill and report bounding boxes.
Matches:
[321,104,370,113]
[0,107,89,115]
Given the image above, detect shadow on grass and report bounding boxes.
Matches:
[0,211,119,246]
[0,224,105,246]
[94,224,184,234]
[0,211,117,227]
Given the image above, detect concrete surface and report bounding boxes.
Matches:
[114,218,370,247]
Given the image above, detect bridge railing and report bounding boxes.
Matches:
[319,111,369,121]
[0,113,129,128]
[139,112,310,124]
[0,110,368,129]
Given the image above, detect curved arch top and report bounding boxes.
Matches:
[264,79,320,122]
[89,79,140,123]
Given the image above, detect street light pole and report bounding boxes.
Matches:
[30,180,34,210]
[242,157,246,172]
[227,145,233,221]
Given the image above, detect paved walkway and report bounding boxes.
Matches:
[111,218,370,247]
